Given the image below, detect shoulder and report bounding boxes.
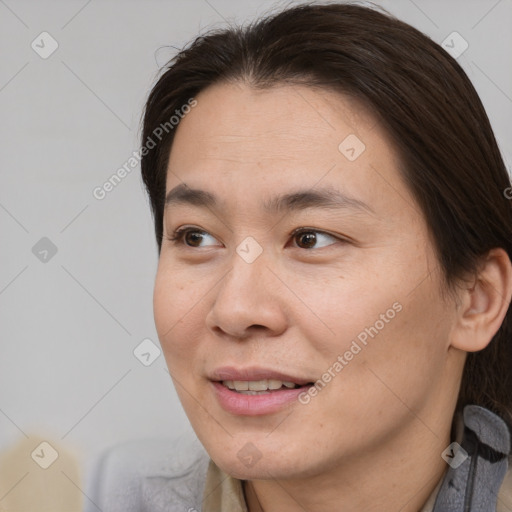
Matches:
[85,433,210,512]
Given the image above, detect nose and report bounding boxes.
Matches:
[205,248,288,341]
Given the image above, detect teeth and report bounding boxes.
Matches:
[268,379,282,390]
[233,380,249,391]
[248,380,268,391]
[238,390,270,395]
[222,379,299,392]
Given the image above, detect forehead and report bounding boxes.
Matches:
[165,81,415,217]
[170,81,375,157]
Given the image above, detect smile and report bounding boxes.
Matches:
[221,379,301,394]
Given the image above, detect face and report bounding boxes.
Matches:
[153,81,461,480]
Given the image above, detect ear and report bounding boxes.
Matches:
[450,248,512,352]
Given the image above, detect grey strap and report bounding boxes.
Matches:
[433,405,510,511]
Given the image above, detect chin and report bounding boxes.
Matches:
[203,438,321,481]
[215,455,298,480]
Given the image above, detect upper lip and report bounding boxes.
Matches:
[209,366,313,386]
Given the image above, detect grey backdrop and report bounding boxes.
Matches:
[1,0,511,505]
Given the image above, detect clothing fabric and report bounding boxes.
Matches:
[85,405,512,511]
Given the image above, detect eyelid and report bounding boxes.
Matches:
[290,226,338,241]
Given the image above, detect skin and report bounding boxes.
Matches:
[153,81,512,511]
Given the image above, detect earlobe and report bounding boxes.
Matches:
[450,248,512,353]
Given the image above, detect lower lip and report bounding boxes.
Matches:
[211,381,311,416]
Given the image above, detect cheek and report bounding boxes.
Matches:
[287,265,403,359]
[153,265,206,368]
[323,273,452,416]
[303,254,452,402]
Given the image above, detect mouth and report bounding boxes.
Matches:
[220,379,312,395]
[209,367,315,415]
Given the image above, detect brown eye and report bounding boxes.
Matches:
[184,230,206,247]
[292,229,339,249]
[295,231,317,248]
[167,228,219,247]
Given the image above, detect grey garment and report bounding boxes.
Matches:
[85,405,510,512]
[433,405,511,512]
[84,433,209,512]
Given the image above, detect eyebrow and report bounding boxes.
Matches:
[164,183,376,216]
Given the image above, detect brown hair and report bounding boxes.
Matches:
[140,1,512,431]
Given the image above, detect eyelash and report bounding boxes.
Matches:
[165,226,345,250]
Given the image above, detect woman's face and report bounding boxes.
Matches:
[153,82,462,479]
